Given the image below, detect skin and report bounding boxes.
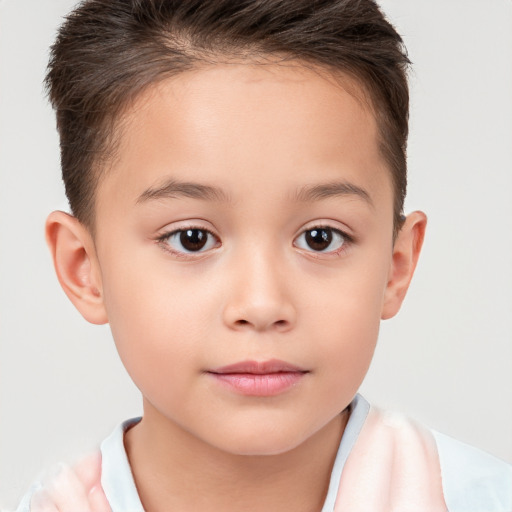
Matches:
[46,61,426,512]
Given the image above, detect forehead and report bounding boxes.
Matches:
[97,61,391,215]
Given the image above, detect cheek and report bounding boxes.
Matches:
[300,255,390,384]
[99,256,219,398]
[315,298,380,382]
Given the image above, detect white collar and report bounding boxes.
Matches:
[100,394,370,512]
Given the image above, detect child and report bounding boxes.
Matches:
[14,0,512,510]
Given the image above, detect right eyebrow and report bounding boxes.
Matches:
[136,178,230,204]
[292,180,374,208]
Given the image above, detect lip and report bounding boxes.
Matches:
[211,359,306,375]
[207,359,309,396]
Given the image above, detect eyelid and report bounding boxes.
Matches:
[155,218,218,235]
[293,221,354,257]
[294,219,354,241]
[154,221,221,258]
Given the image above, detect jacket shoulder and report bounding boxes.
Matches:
[432,430,512,512]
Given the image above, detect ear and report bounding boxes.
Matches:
[381,211,427,320]
[46,211,108,325]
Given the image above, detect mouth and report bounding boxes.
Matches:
[207,359,309,396]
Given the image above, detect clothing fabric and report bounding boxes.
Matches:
[17,394,512,512]
[98,395,369,512]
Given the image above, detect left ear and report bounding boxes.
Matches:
[381,211,427,320]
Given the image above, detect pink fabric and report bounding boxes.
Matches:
[28,408,448,511]
[28,452,109,512]
[334,407,447,511]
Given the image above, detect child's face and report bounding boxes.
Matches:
[55,62,422,455]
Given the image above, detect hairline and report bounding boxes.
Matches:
[84,56,401,239]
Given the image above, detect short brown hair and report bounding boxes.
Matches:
[46,0,410,234]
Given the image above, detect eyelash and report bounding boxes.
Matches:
[293,225,353,258]
[155,224,354,259]
[156,226,221,259]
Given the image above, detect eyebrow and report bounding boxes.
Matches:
[136,178,230,204]
[293,181,373,207]
[136,177,372,207]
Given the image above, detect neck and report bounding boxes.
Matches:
[124,402,349,512]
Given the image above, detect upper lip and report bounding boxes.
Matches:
[209,359,308,375]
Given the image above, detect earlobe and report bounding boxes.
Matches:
[46,211,108,325]
[381,211,427,320]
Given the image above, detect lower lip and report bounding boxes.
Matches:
[209,372,306,396]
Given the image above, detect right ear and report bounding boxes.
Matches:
[45,211,108,325]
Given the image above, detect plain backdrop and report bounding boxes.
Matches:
[1,0,511,508]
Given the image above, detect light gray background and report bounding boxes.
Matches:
[1,0,511,508]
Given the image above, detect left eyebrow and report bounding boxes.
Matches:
[136,178,230,204]
[292,181,373,208]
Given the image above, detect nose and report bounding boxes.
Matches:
[222,249,296,333]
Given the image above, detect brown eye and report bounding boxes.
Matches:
[164,228,219,253]
[180,229,208,251]
[294,227,346,253]
[305,228,332,251]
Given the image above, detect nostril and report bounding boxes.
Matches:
[234,319,289,329]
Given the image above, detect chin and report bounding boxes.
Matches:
[211,426,310,457]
